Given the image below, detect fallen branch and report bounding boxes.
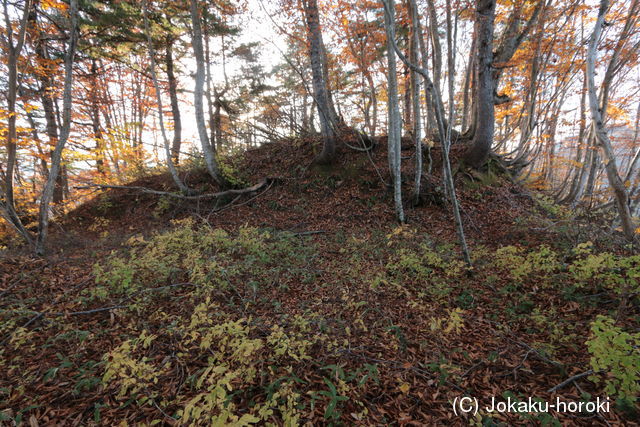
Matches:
[293,230,327,236]
[343,140,372,152]
[207,178,275,219]
[2,282,198,344]
[510,338,564,368]
[54,305,125,316]
[137,282,197,295]
[548,369,595,393]
[75,178,277,200]
[0,278,24,299]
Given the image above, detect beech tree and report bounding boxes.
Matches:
[382,0,404,223]
[142,0,191,194]
[301,0,340,164]
[35,0,79,255]
[463,0,496,169]
[586,0,637,241]
[384,0,471,264]
[1,0,33,244]
[191,0,224,185]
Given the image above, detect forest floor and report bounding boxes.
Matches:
[1,135,638,426]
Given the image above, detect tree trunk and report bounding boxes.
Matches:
[190,0,224,184]
[30,4,67,200]
[563,72,590,205]
[461,34,475,134]
[415,11,451,141]
[623,101,640,183]
[1,0,33,244]
[142,0,192,194]
[425,0,442,93]
[383,0,405,222]
[367,73,378,137]
[386,0,471,263]
[464,0,496,168]
[402,57,412,136]
[214,95,223,150]
[408,0,422,204]
[444,0,471,266]
[302,0,337,164]
[90,59,106,175]
[586,0,636,241]
[165,40,182,164]
[35,0,78,256]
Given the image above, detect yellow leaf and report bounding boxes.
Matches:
[399,382,410,394]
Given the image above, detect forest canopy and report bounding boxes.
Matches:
[1,0,639,249]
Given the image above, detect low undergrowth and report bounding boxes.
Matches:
[1,220,639,425]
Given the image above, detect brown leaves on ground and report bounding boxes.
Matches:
[0,136,632,425]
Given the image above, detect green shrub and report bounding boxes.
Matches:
[569,243,640,296]
[91,219,308,297]
[587,316,640,402]
[493,245,560,283]
[102,301,318,425]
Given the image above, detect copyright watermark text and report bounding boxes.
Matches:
[452,396,610,416]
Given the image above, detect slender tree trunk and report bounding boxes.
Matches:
[142,0,192,194]
[367,73,378,137]
[402,57,412,136]
[409,0,422,204]
[564,73,590,204]
[386,0,471,263]
[190,0,223,184]
[204,13,216,149]
[35,0,78,256]
[586,0,636,241]
[1,0,33,244]
[415,11,451,141]
[214,95,223,149]
[383,0,405,222]
[464,0,496,168]
[23,108,49,178]
[90,59,106,175]
[444,0,471,266]
[623,101,640,183]
[544,105,560,185]
[30,4,66,200]
[165,39,182,164]
[425,0,442,93]
[461,34,475,134]
[301,93,309,132]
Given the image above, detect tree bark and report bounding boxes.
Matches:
[142,0,192,194]
[461,34,475,134]
[1,0,33,244]
[385,0,471,264]
[190,0,224,184]
[90,58,106,175]
[165,39,182,164]
[302,0,338,164]
[409,0,422,204]
[464,0,496,168]
[425,0,442,93]
[383,0,405,222]
[35,0,79,256]
[29,3,66,200]
[586,0,636,241]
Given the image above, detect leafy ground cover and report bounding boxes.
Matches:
[1,137,638,425]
